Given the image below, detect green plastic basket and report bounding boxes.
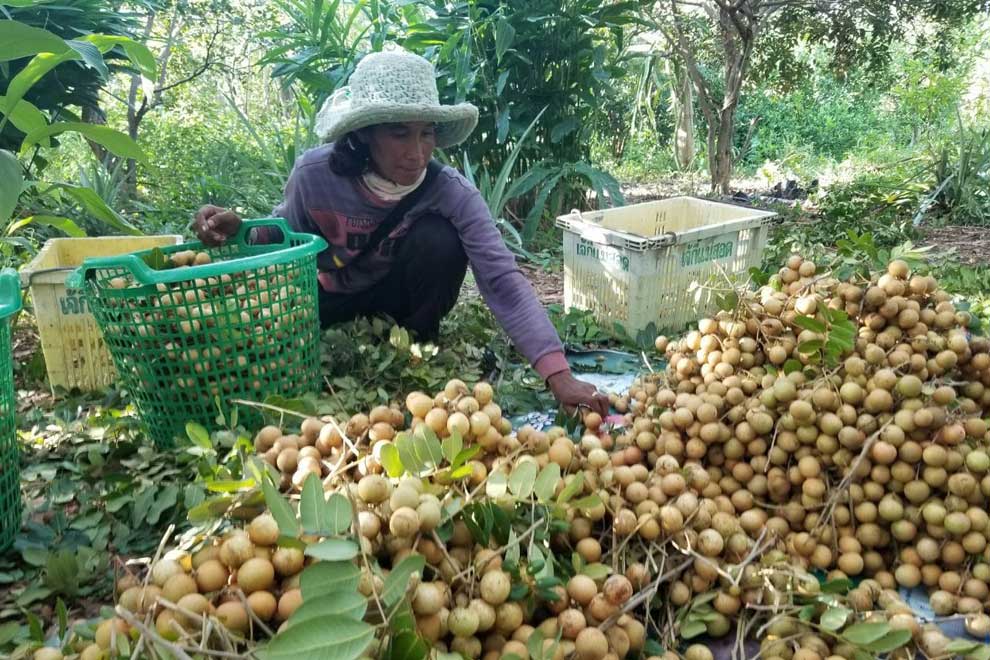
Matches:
[0,269,22,553]
[69,219,327,448]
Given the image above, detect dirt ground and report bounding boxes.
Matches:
[919,225,990,266]
[519,262,563,306]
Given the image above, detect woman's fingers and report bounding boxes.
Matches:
[192,206,241,246]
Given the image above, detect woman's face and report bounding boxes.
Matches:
[363,122,437,185]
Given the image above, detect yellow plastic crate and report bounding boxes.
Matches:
[21,235,182,392]
[556,197,777,335]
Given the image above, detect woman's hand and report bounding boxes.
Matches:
[547,371,609,417]
[192,205,242,246]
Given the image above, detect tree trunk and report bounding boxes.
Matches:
[710,3,756,196]
[81,106,109,162]
[713,106,736,194]
[673,67,695,171]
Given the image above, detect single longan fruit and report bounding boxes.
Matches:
[480,570,512,606]
[248,513,280,546]
[237,557,275,594]
[277,588,303,621]
[247,590,278,621]
[215,601,249,634]
[603,575,633,605]
[575,626,609,660]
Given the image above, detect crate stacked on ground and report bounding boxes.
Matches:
[556,196,776,336]
[21,235,183,392]
[69,219,327,448]
[0,270,21,552]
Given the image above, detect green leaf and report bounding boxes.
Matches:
[304,539,359,562]
[413,425,444,467]
[966,646,990,660]
[508,461,538,499]
[526,629,545,660]
[301,473,328,535]
[80,35,157,78]
[206,479,257,493]
[451,444,480,469]
[326,494,353,536]
[496,70,509,96]
[862,629,912,653]
[0,21,69,62]
[680,619,706,639]
[441,432,462,464]
[2,50,75,122]
[486,470,508,498]
[945,640,982,654]
[798,604,815,621]
[66,39,107,79]
[842,622,891,645]
[715,290,739,312]
[820,606,851,631]
[22,123,148,165]
[141,247,171,270]
[6,214,84,237]
[385,630,430,660]
[380,442,404,478]
[494,16,515,63]
[0,95,46,137]
[580,563,612,580]
[56,597,67,639]
[20,546,48,567]
[793,315,826,333]
[300,561,360,601]
[186,422,212,450]
[262,477,300,538]
[27,613,43,642]
[0,622,21,646]
[0,150,22,223]
[798,339,824,354]
[382,555,426,607]
[821,578,854,594]
[550,118,580,144]
[146,485,179,524]
[394,433,423,474]
[504,529,520,567]
[58,185,142,235]
[572,494,602,510]
[44,550,79,596]
[534,463,560,502]
[823,307,848,324]
[186,495,238,522]
[287,591,367,627]
[556,472,584,504]
[450,464,473,480]
[782,359,803,375]
[257,617,373,660]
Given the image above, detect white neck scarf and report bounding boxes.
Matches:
[362,168,427,202]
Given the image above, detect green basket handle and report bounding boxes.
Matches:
[0,269,22,319]
[229,216,293,248]
[67,218,326,289]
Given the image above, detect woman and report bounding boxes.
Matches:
[192,49,608,415]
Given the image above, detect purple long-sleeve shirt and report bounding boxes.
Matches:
[268,144,569,379]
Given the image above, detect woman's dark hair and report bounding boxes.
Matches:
[328,130,371,177]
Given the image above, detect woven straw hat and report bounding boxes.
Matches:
[315,49,479,149]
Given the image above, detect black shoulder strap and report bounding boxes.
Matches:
[358,160,443,260]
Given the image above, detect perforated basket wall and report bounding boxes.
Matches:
[557,197,777,335]
[71,220,326,448]
[0,270,22,553]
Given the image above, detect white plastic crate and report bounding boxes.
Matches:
[21,234,183,392]
[556,196,777,335]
